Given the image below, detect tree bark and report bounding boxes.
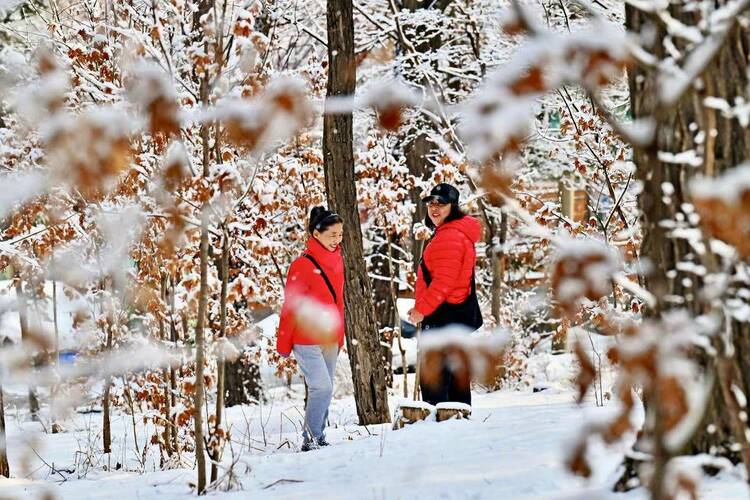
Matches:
[624,3,750,493]
[371,232,398,387]
[0,383,9,478]
[159,276,174,457]
[489,209,507,323]
[405,130,432,272]
[210,231,229,484]
[51,277,61,433]
[169,275,180,456]
[324,0,390,424]
[224,353,263,407]
[102,320,113,454]
[192,63,212,494]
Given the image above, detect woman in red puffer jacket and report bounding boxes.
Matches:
[407,183,483,407]
[277,206,344,451]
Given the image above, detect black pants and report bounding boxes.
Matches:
[420,363,472,406]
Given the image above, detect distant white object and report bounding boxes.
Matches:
[0,280,83,350]
[0,1,24,14]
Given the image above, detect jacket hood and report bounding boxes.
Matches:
[438,215,481,243]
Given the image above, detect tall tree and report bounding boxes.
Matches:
[324,0,390,424]
[622,3,750,494]
[0,382,8,478]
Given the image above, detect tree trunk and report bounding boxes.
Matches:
[159,276,174,457]
[489,209,507,323]
[192,64,212,494]
[193,202,209,495]
[224,353,263,407]
[405,130,432,272]
[210,232,229,484]
[624,3,750,492]
[51,278,61,433]
[324,0,390,425]
[14,278,39,421]
[102,320,114,454]
[169,276,180,456]
[371,232,398,387]
[0,384,9,478]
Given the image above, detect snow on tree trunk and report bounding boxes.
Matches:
[193,50,212,492]
[324,0,390,425]
[624,3,750,492]
[371,233,397,387]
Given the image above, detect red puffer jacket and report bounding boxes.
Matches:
[415,216,481,317]
[276,237,345,356]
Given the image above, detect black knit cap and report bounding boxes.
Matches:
[421,183,459,204]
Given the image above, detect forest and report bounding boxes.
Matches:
[1,0,750,498]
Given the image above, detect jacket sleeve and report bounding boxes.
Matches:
[276,260,310,356]
[414,231,466,317]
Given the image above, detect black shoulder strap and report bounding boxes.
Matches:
[303,254,337,304]
[419,232,476,291]
[420,259,432,286]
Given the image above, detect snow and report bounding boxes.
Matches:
[395,398,434,411]
[690,163,750,203]
[731,384,748,409]
[0,0,24,14]
[358,80,420,109]
[435,402,471,412]
[2,382,748,499]
[659,25,732,106]
[0,171,49,219]
[623,118,656,146]
[286,295,340,341]
[207,76,313,152]
[657,150,703,167]
[420,325,510,356]
[460,17,628,163]
[0,280,80,350]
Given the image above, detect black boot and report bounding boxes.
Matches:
[301,440,319,452]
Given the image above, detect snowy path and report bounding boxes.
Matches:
[1,383,747,499]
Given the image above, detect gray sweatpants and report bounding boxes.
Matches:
[293,344,339,443]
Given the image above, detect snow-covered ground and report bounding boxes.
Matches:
[1,373,747,499]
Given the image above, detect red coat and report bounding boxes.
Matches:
[276,237,345,356]
[415,216,481,317]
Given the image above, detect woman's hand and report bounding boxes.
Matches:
[407,308,424,324]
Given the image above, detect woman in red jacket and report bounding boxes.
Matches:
[277,206,344,451]
[407,183,483,406]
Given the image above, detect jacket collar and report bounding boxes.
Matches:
[305,236,341,268]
